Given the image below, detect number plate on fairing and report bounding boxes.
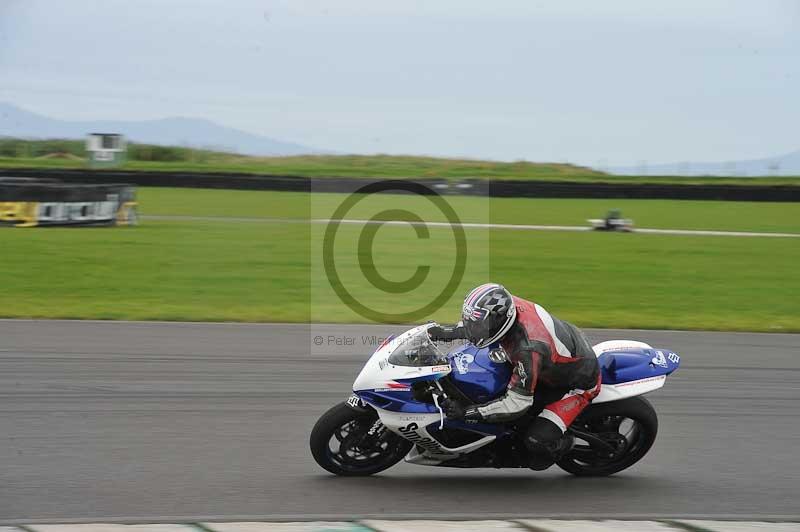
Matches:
[347,394,366,409]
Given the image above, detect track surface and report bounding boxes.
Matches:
[0,320,798,522]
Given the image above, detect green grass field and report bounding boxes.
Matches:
[139,188,800,234]
[1,188,798,331]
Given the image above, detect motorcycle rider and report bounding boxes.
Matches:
[428,283,601,469]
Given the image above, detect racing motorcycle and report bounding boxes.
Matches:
[310,323,680,476]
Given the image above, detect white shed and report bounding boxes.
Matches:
[86,133,127,167]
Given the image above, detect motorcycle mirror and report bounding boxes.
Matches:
[488,347,507,363]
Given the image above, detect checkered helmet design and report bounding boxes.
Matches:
[461,283,516,348]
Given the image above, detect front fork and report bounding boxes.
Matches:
[345,394,387,449]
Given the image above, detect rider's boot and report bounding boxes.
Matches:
[525,417,573,470]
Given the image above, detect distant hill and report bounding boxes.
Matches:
[0,102,323,156]
[607,149,800,177]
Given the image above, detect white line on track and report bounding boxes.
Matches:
[7,519,800,532]
[633,227,800,237]
[142,215,800,238]
[324,218,800,237]
[3,515,800,526]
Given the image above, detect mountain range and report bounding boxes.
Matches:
[0,102,322,156]
[605,150,800,177]
[2,102,798,174]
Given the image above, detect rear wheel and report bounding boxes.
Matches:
[310,402,413,476]
[557,396,658,477]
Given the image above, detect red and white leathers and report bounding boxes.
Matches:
[473,296,601,434]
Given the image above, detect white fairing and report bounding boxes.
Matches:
[375,409,496,464]
[592,339,667,404]
[352,324,452,392]
[593,340,654,355]
[352,324,495,464]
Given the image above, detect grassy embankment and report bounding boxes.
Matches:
[1,188,798,331]
[1,138,798,185]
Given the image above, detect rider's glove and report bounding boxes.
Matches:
[441,398,464,419]
[442,398,482,422]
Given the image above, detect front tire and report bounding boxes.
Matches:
[310,402,413,476]
[557,396,658,477]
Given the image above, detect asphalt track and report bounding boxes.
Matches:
[1,320,798,523]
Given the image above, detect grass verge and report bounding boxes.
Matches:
[1,213,798,331]
[2,151,800,185]
[138,188,800,234]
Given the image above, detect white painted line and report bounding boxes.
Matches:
[519,519,681,532]
[143,214,800,238]
[317,218,800,238]
[678,521,800,532]
[204,522,369,532]
[6,522,800,532]
[143,215,308,224]
[362,520,520,532]
[314,218,591,233]
[27,525,198,532]
[634,228,800,238]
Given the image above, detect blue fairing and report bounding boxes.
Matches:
[598,348,681,384]
[355,343,512,414]
[356,344,680,415]
[445,345,680,397]
[358,389,439,413]
[447,344,512,403]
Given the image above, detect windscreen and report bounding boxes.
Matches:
[387,330,448,367]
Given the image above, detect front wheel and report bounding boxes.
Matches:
[310,402,413,476]
[557,396,658,477]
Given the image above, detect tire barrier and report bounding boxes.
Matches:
[0,177,137,227]
[0,168,797,201]
[488,179,800,201]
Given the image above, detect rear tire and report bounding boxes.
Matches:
[557,396,658,477]
[310,402,413,476]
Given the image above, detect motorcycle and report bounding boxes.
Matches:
[310,323,680,476]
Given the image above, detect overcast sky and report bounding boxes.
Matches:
[1,0,798,165]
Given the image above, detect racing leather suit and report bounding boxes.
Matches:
[432,296,601,439]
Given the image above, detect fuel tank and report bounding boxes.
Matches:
[447,345,512,403]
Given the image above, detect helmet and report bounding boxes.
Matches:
[461,283,516,348]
